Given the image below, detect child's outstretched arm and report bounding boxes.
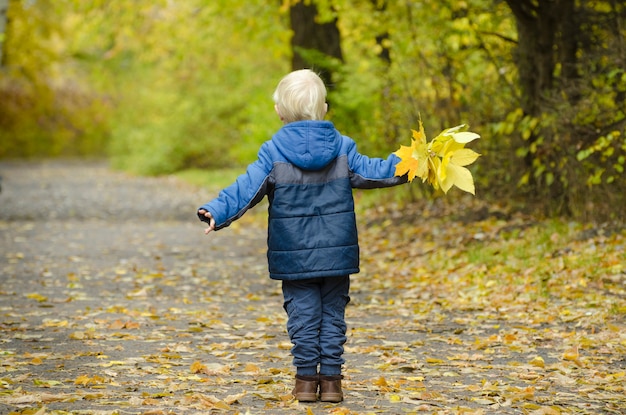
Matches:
[344,139,408,189]
[197,142,273,233]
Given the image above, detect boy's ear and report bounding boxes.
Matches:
[274,104,284,122]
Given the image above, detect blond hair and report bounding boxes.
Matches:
[273,69,327,123]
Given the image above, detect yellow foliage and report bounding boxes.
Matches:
[26,293,48,303]
[394,119,480,194]
[529,356,545,368]
[190,361,207,374]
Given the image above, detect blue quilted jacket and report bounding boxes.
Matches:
[197,120,407,280]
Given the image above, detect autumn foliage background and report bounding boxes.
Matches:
[0,1,625,414]
[0,0,625,221]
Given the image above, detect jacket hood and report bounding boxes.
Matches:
[272,121,342,171]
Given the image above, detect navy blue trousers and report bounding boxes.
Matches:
[282,276,350,376]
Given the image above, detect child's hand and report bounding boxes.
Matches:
[198,209,216,234]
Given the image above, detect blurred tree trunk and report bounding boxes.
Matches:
[504,0,577,197]
[289,0,343,88]
[505,0,572,118]
[505,0,625,216]
[0,0,8,66]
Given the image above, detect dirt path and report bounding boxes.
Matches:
[1,160,624,415]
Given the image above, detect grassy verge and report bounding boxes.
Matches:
[358,198,626,319]
[175,168,246,189]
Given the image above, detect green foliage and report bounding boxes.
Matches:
[498,1,625,219]
[1,0,288,169]
[0,0,111,158]
[509,72,625,220]
[1,0,624,220]
[573,69,626,187]
[80,0,289,174]
[174,167,244,190]
[319,0,518,208]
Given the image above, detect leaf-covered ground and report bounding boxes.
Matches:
[1,161,624,415]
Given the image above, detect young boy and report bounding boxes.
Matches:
[197,69,407,402]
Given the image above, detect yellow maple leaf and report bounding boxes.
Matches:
[529,355,545,368]
[190,361,207,374]
[243,363,260,373]
[389,394,402,402]
[393,143,419,182]
[393,121,429,182]
[440,161,475,194]
[74,375,104,386]
[74,375,92,386]
[26,293,48,302]
[411,124,430,181]
[562,346,583,366]
[374,376,389,387]
[394,120,481,194]
[30,357,43,365]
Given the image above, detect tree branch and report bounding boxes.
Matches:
[477,30,518,45]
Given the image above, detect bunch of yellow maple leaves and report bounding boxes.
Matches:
[394,120,480,194]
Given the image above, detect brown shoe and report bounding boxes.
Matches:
[292,374,319,402]
[320,375,343,402]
